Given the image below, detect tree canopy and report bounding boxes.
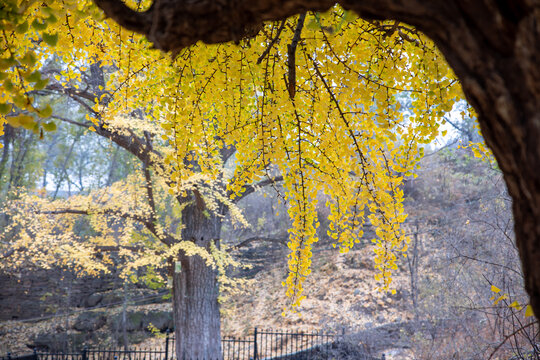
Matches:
[1,0,538,321]
[1,0,464,304]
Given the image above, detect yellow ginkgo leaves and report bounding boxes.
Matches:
[1,2,467,308]
[490,284,535,317]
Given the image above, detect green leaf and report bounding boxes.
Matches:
[38,104,53,118]
[13,94,28,108]
[0,103,12,115]
[31,19,47,31]
[4,79,15,91]
[343,10,357,22]
[42,121,56,132]
[26,71,41,83]
[8,114,34,129]
[15,20,29,34]
[42,32,58,47]
[0,57,17,70]
[306,20,320,31]
[46,14,58,24]
[20,51,37,67]
[34,77,49,90]
[41,6,56,17]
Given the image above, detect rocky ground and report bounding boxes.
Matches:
[0,241,435,360]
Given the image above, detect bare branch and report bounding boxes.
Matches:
[234,236,288,249]
[231,175,284,202]
[51,115,90,129]
[39,207,173,246]
[40,208,150,224]
[257,19,286,64]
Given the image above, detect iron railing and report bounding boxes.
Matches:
[2,328,377,360]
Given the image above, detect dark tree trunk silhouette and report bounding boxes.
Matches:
[94,0,540,319]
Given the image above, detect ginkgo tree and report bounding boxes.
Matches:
[91,0,540,324]
[0,57,273,357]
[0,0,495,358]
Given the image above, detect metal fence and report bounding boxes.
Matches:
[2,348,165,360]
[2,328,376,360]
[189,328,353,360]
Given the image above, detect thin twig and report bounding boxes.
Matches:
[257,20,287,64]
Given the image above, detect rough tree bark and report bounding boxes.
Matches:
[173,191,222,359]
[94,0,540,319]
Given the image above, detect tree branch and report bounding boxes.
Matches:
[93,0,153,34]
[93,0,445,54]
[39,207,173,246]
[231,175,284,202]
[286,13,306,99]
[257,19,286,64]
[142,158,159,235]
[40,208,150,224]
[234,236,288,249]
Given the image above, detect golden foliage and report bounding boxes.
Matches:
[1,4,466,308]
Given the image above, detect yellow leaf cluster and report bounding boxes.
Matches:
[1,4,466,307]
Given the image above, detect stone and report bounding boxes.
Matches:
[0,268,117,321]
[84,293,103,308]
[29,333,68,352]
[141,311,173,332]
[110,311,144,332]
[73,311,107,332]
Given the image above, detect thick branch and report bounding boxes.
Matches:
[143,159,159,233]
[51,114,164,174]
[286,13,306,99]
[93,0,153,34]
[94,0,447,54]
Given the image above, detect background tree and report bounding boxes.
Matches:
[0,55,289,357]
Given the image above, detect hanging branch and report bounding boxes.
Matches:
[286,13,306,99]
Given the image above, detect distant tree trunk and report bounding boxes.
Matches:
[407,221,420,320]
[7,130,33,195]
[172,190,222,359]
[122,280,129,350]
[0,124,13,183]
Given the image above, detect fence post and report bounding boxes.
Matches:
[82,346,87,360]
[253,328,258,360]
[164,329,170,360]
[33,348,37,360]
[7,352,11,360]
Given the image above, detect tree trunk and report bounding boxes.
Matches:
[94,0,540,319]
[173,190,222,359]
[0,124,13,183]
